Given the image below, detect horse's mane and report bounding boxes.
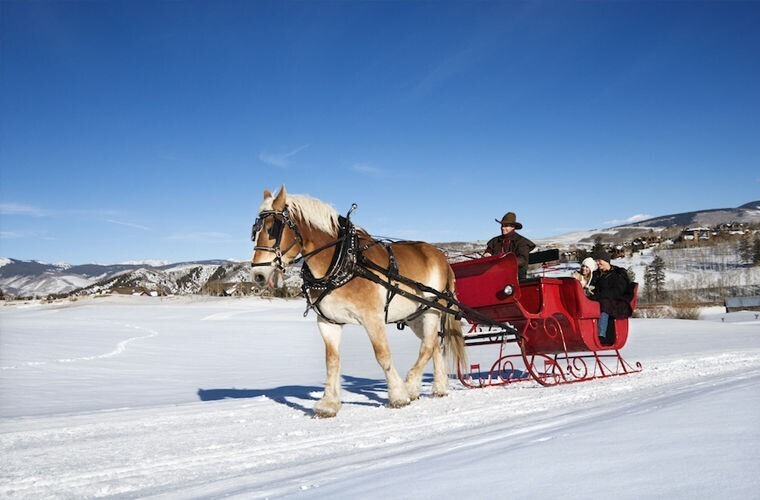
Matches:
[260,193,341,237]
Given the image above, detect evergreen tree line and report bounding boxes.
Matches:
[737,234,760,265]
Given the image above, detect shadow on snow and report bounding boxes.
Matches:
[197,374,434,415]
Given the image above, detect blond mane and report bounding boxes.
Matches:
[260,192,341,237]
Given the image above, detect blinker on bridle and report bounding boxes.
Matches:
[250,207,302,271]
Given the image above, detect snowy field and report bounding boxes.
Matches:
[1,295,759,498]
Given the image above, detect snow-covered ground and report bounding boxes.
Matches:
[1,296,759,498]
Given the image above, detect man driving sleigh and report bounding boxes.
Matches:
[484,212,536,280]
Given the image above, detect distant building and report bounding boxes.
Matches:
[725,296,760,313]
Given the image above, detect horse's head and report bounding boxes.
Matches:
[250,186,302,289]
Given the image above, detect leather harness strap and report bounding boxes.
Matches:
[251,204,516,335]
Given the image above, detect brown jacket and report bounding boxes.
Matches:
[486,232,536,279]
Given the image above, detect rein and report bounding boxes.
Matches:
[250,203,516,334]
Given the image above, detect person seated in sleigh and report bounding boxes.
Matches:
[484,212,536,280]
[588,249,634,344]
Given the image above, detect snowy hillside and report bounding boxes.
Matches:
[539,243,760,299]
[1,296,758,498]
[622,200,760,228]
[0,259,250,298]
[531,200,759,248]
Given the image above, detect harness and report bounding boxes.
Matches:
[250,204,513,333]
[299,213,362,323]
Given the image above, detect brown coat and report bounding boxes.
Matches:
[485,232,536,279]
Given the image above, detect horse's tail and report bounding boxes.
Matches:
[441,266,467,375]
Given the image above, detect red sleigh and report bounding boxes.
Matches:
[451,253,641,387]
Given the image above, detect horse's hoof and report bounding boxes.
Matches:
[432,391,448,398]
[312,410,337,419]
[313,400,340,418]
[388,398,411,409]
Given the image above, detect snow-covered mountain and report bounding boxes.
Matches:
[532,200,759,249]
[623,200,760,228]
[2,201,758,299]
[0,259,253,299]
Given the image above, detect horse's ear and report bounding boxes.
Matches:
[273,185,287,210]
[263,189,272,200]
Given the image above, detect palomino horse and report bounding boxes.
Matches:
[251,186,466,417]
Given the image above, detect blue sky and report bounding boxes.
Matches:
[1,1,758,264]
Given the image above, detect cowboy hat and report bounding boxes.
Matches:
[495,212,523,229]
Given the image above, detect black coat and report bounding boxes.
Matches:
[590,266,634,318]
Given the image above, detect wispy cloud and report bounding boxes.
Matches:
[604,214,653,226]
[0,203,51,217]
[0,230,53,240]
[351,163,412,179]
[0,202,127,222]
[412,48,474,97]
[259,144,310,168]
[0,203,124,219]
[352,163,388,177]
[106,219,152,231]
[165,232,234,243]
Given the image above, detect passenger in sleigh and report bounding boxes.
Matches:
[484,212,536,280]
[589,249,634,344]
[572,257,597,297]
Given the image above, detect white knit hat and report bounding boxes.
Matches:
[581,257,598,272]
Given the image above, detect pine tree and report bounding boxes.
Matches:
[738,235,753,264]
[644,264,655,302]
[626,266,636,283]
[753,235,760,266]
[645,255,667,302]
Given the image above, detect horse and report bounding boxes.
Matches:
[250,186,466,417]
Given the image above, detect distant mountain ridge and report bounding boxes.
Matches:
[2,201,758,298]
[614,200,760,229]
[529,200,760,250]
[0,258,251,299]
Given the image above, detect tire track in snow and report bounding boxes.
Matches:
[0,323,159,370]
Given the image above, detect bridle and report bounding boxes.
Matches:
[251,204,363,272]
[250,207,303,272]
[250,203,363,321]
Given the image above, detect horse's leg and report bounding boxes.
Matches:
[364,317,410,408]
[430,332,449,398]
[406,312,445,399]
[313,318,343,418]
